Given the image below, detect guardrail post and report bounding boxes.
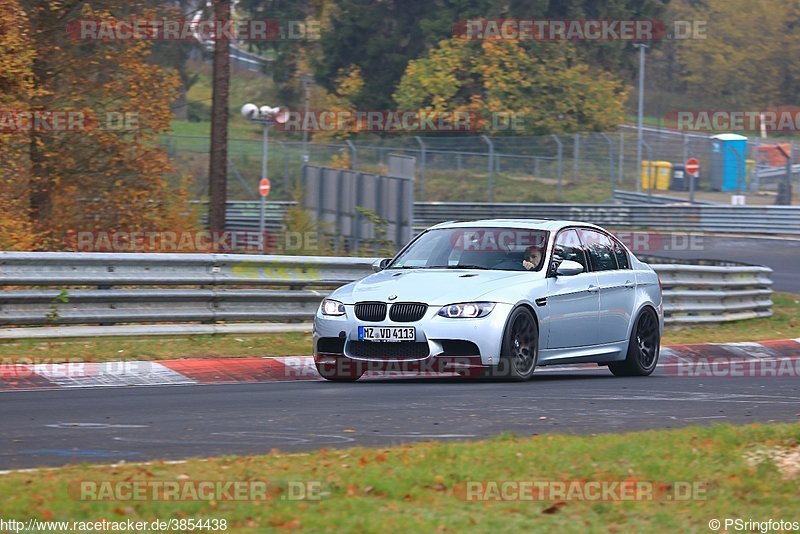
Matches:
[618,131,625,186]
[481,135,495,202]
[682,134,695,202]
[346,140,358,170]
[335,169,345,253]
[752,138,760,193]
[279,141,289,196]
[551,134,563,200]
[415,136,427,202]
[792,142,797,199]
[601,133,614,199]
[572,133,580,183]
[641,139,654,200]
[353,172,363,253]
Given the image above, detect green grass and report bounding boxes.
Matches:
[1,293,797,364]
[662,292,800,345]
[422,169,615,204]
[1,423,799,531]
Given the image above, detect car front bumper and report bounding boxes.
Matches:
[312,302,514,370]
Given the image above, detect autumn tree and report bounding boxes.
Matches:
[0,0,36,249]
[664,0,800,108]
[15,0,194,248]
[315,0,664,111]
[394,38,626,135]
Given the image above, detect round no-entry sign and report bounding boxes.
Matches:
[259,178,271,197]
[685,158,700,176]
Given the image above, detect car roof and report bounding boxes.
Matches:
[429,219,603,232]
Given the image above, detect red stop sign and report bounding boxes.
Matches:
[685,158,700,176]
[259,178,271,197]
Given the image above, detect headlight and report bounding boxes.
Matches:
[320,299,346,316]
[437,302,495,318]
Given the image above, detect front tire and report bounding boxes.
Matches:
[609,308,660,377]
[489,307,538,381]
[315,358,364,382]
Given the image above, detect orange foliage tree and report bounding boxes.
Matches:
[2,1,196,250]
[0,0,37,249]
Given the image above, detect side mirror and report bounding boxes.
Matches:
[372,258,392,272]
[556,260,584,277]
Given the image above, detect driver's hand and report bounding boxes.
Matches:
[522,260,535,271]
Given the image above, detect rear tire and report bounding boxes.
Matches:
[609,308,660,377]
[488,307,538,381]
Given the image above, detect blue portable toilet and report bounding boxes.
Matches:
[709,134,748,191]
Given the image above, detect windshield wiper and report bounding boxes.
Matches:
[445,264,490,270]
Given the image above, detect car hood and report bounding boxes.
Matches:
[331,269,543,305]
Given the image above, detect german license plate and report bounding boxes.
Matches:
[358,326,415,342]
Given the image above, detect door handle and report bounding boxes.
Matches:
[624,280,635,289]
[588,285,600,293]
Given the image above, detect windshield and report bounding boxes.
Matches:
[389,227,549,272]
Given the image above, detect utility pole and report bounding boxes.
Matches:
[208,0,231,232]
[633,44,648,194]
[300,73,314,163]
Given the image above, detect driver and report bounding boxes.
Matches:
[522,246,543,271]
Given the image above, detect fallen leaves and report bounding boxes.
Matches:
[541,501,566,514]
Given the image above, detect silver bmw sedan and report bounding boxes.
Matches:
[313,219,663,382]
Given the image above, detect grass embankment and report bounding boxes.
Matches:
[661,292,800,345]
[1,293,797,364]
[1,423,799,531]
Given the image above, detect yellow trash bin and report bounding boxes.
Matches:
[641,161,672,191]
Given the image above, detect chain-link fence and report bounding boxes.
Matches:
[162,126,799,205]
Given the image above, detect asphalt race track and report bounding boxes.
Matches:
[2,234,798,470]
[3,367,799,470]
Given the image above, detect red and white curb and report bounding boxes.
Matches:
[1,340,799,391]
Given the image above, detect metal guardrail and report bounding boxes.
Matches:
[756,163,800,181]
[213,201,800,237]
[612,191,717,206]
[0,253,772,334]
[651,262,773,324]
[0,252,373,287]
[413,203,800,235]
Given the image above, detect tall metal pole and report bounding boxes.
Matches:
[302,75,312,163]
[259,121,268,253]
[634,44,648,194]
